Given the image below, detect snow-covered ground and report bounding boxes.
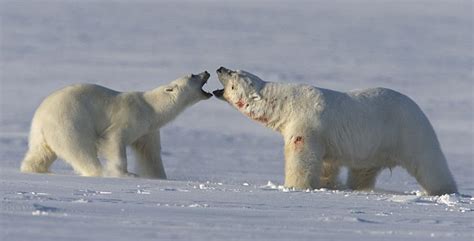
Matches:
[1,0,472,240]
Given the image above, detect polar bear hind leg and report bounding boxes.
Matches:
[21,121,57,173]
[21,142,57,173]
[404,150,458,196]
[57,145,103,177]
[346,167,381,191]
[49,133,103,177]
[132,131,167,179]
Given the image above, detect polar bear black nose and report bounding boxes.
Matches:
[217,66,228,73]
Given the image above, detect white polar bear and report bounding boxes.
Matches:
[21,71,212,178]
[213,67,458,195]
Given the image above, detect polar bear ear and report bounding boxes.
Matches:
[165,84,178,92]
[250,92,262,101]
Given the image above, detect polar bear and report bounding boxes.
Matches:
[213,67,458,195]
[21,71,212,178]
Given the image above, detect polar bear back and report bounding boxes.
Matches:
[316,87,440,169]
[31,84,153,146]
[34,84,118,134]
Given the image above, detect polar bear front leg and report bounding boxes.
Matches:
[132,130,167,179]
[283,133,324,190]
[101,134,134,177]
[320,161,342,189]
[346,167,381,191]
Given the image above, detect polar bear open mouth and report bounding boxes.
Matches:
[199,71,213,98]
[212,89,224,99]
[213,66,232,100]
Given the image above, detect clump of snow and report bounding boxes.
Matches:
[160,187,190,192]
[260,181,278,190]
[31,204,62,216]
[375,212,393,216]
[74,189,112,196]
[72,198,90,203]
[313,188,329,192]
[260,181,296,192]
[188,203,209,208]
[136,189,150,195]
[388,195,422,203]
[384,193,472,212]
[435,194,460,207]
[31,210,49,216]
[192,181,220,190]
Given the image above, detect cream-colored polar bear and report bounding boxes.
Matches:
[21,71,212,178]
[214,67,457,195]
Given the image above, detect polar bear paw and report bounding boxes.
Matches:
[123,172,139,178]
[103,170,138,178]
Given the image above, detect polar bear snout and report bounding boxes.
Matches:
[197,71,210,82]
[193,71,212,98]
[216,66,234,83]
[217,66,232,74]
[214,67,234,101]
[193,71,210,85]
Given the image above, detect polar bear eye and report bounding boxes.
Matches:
[231,85,235,90]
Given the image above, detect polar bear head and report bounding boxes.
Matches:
[162,71,213,105]
[213,67,265,109]
[144,71,212,127]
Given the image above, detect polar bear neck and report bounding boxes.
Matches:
[247,82,290,132]
[143,90,188,129]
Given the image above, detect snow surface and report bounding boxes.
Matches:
[1,0,473,240]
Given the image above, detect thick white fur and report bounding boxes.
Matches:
[216,68,458,195]
[21,72,211,178]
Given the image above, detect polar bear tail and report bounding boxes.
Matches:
[20,122,57,173]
